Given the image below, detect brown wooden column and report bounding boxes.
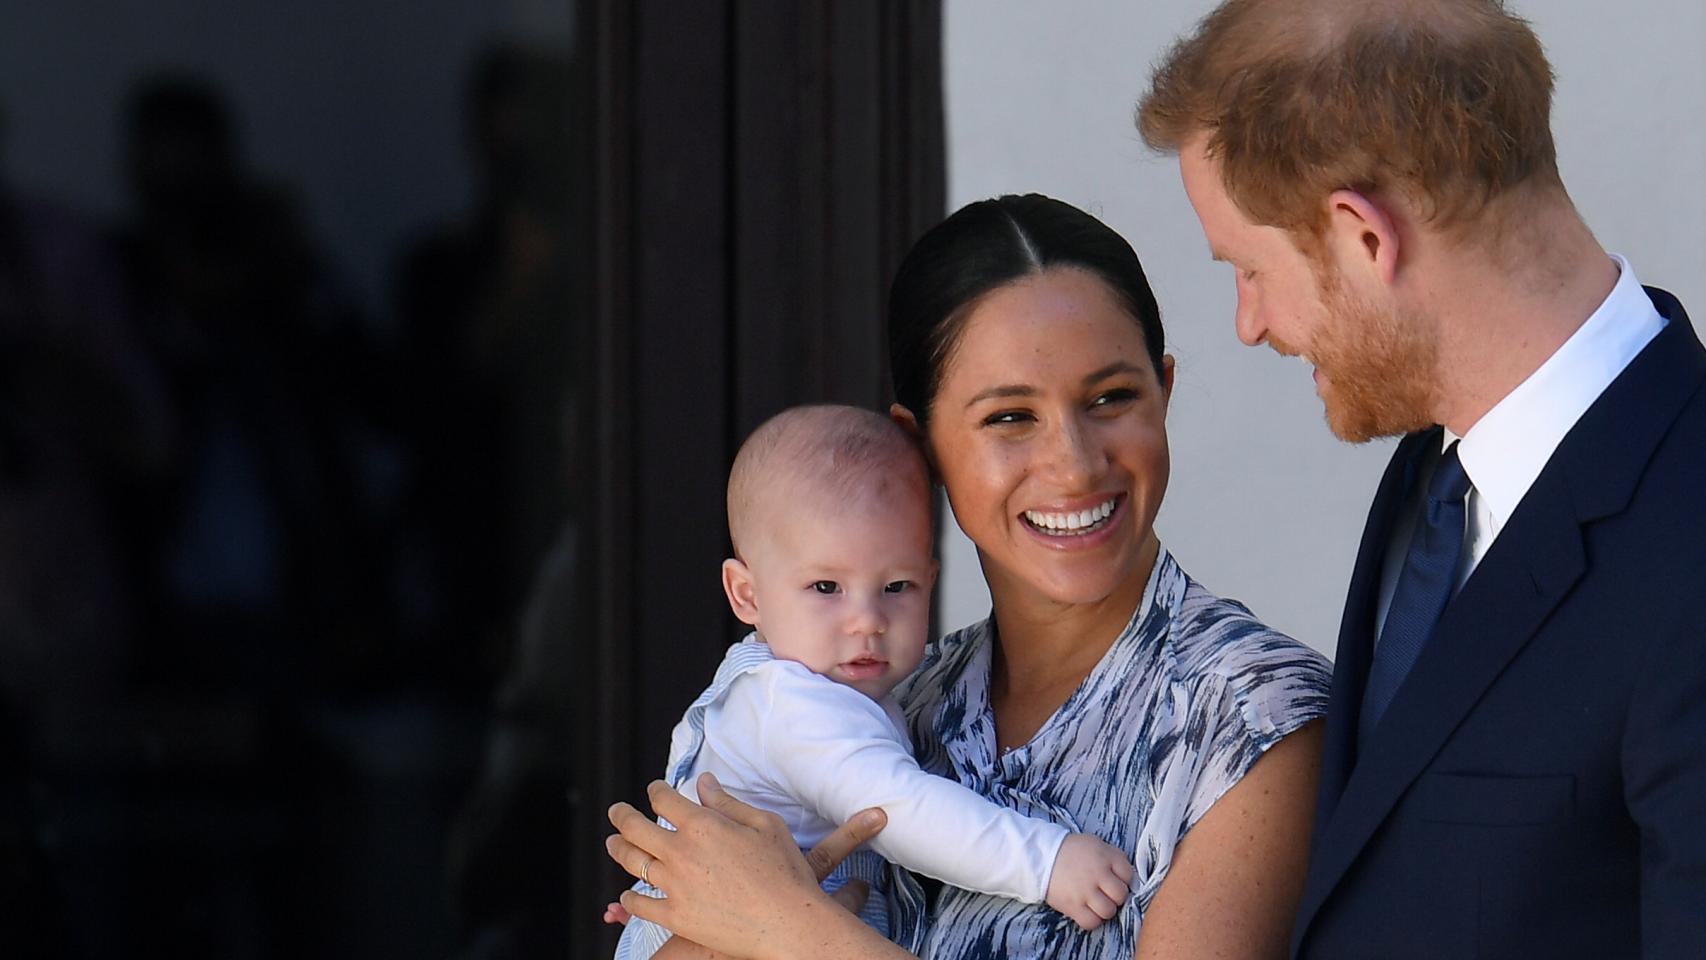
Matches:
[572,1,944,952]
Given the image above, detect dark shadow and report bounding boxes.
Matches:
[391,42,588,959]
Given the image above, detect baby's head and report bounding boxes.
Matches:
[722,405,936,700]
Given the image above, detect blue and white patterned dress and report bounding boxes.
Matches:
[898,548,1331,959]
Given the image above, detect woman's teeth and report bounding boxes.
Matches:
[1023,497,1117,535]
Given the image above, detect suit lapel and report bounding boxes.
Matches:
[1294,288,1706,950]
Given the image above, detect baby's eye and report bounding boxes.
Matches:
[810,580,840,595]
[883,580,913,594]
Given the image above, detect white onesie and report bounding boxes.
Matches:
[613,635,1069,959]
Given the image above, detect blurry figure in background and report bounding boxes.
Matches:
[0,96,171,958]
[447,520,580,960]
[0,694,70,958]
[64,74,400,957]
[0,98,171,740]
[392,42,581,694]
[406,41,589,959]
[112,75,384,693]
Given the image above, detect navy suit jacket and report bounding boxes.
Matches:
[1292,288,1706,959]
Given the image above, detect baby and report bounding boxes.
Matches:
[610,405,1132,957]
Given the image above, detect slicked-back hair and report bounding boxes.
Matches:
[887,194,1164,425]
[726,405,930,558]
[1138,0,1561,243]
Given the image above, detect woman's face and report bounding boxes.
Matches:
[923,267,1173,609]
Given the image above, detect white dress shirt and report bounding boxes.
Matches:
[1375,254,1666,640]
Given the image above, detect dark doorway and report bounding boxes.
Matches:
[565,0,946,954]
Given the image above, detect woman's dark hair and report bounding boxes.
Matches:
[887,193,1164,423]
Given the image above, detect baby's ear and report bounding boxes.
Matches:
[722,558,761,626]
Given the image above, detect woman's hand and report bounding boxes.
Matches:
[606,773,910,960]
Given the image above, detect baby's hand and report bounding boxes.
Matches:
[1045,832,1133,931]
[603,901,633,926]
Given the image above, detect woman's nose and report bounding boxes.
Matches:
[1043,416,1104,487]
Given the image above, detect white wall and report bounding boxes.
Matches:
[940,0,1706,654]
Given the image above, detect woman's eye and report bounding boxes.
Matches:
[981,409,1034,427]
[811,581,839,595]
[883,581,913,594]
[1092,388,1138,408]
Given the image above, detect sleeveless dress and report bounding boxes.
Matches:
[898,548,1332,959]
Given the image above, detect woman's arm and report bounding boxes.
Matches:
[607,774,915,960]
[1133,720,1323,960]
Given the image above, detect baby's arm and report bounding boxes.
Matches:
[735,666,1132,928]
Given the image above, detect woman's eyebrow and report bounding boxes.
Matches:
[964,384,1035,408]
[1083,361,1143,384]
[964,362,1144,409]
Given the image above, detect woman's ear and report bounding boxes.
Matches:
[890,403,938,476]
[1160,354,1176,408]
[722,558,760,626]
[889,403,920,436]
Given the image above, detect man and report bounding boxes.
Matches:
[1139,0,1706,957]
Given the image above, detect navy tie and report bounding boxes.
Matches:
[1359,442,1471,752]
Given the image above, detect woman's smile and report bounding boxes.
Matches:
[1020,493,1125,543]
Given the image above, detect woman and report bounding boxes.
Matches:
[608,195,1330,959]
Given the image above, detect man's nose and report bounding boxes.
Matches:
[1234,276,1267,346]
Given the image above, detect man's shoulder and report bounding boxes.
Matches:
[1573,315,1706,530]
[1598,387,1706,554]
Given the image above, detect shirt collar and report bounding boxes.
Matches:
[1447,253,1665,531]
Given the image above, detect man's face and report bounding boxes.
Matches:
[1177,137,1437,441]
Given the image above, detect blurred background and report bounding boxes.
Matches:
[0,0,941,956]
[2,0,1701,957]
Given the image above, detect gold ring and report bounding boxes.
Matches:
[641,855,654,886]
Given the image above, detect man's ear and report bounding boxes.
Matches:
[1326,188,1401,287]
[722,558,760,626]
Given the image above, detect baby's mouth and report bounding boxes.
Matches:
[1021,495,1121,537]
[840,656,888,679]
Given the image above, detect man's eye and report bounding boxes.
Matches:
[811,581,839,595]
[884,581,913,594]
